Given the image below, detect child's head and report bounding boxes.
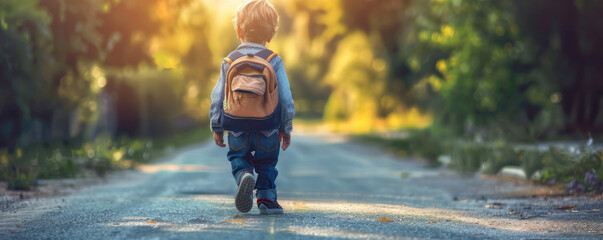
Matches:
[234,0,279,44]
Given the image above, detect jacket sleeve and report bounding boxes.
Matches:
[209,60,228,133]
[273,57,295,134]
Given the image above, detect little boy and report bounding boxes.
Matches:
[209,0,295,214]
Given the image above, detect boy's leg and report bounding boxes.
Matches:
[227,132,253,182]
[227,131,255,213]
[252,157,278,200]
[252,131,283,214]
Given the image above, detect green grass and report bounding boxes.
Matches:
[354,128,603,193]
[153,127,213,149]
[354,128,446,167]
[0,127,211,190]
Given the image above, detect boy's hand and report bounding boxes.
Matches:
[279,132,291,151]
[213,132,226,148]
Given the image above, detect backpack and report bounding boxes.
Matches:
[220,49,280,132]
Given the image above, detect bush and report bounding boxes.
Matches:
[1,127,210,190]
[483,142,521,175]
[408,130,445,166]
[3,148,39,190]
[1,135,151,188]
[354,129,445,166]
[449,142,489,172]
[520,149,545,179]
[541,146,602,193]
[357,127,602,194]
[73,134,152,176]
[37,142,79,179]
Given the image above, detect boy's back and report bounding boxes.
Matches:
[208,0,295,215]
[220,46,280,131]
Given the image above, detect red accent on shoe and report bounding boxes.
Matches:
[257,198,272,204]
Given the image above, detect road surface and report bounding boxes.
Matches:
[2,134,602,239]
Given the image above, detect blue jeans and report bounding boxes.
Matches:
[227,130,279,201]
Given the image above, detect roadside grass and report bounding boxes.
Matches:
[0,127,211,190]
[354,128,450,167]
[354,130,603,194]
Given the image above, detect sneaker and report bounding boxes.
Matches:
[257,198,284,215]
[235,171,255,213]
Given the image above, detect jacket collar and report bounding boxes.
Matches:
[236,42,267,50]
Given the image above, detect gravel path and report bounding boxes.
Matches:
[1,134,602,239]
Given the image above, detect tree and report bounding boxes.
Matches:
[0,0,54,149]
[513,0,603,134]
[0,0,197,148]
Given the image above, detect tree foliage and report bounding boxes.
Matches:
[402,0,603,138]
[1,0,601,149]
[331,0,602,138]
[0,0,54,147]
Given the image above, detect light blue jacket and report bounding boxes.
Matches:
[209,43,295,134]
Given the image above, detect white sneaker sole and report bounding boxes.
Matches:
[235,174,255,213]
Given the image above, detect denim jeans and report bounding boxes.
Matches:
[227,130,279,201]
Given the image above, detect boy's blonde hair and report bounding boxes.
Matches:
[235,0,279,44]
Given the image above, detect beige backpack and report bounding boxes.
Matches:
[221,49,280,131]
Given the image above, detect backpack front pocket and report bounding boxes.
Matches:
[229,74,268,117]
[232,75,266,95]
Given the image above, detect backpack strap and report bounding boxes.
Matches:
[224,51,245,64]
[225,49,278,64]
[255,49,278,62]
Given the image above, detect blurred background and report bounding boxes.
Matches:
[1,0,602,191]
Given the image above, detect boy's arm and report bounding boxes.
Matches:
[209,60,228,133]
[273,57,295,134]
